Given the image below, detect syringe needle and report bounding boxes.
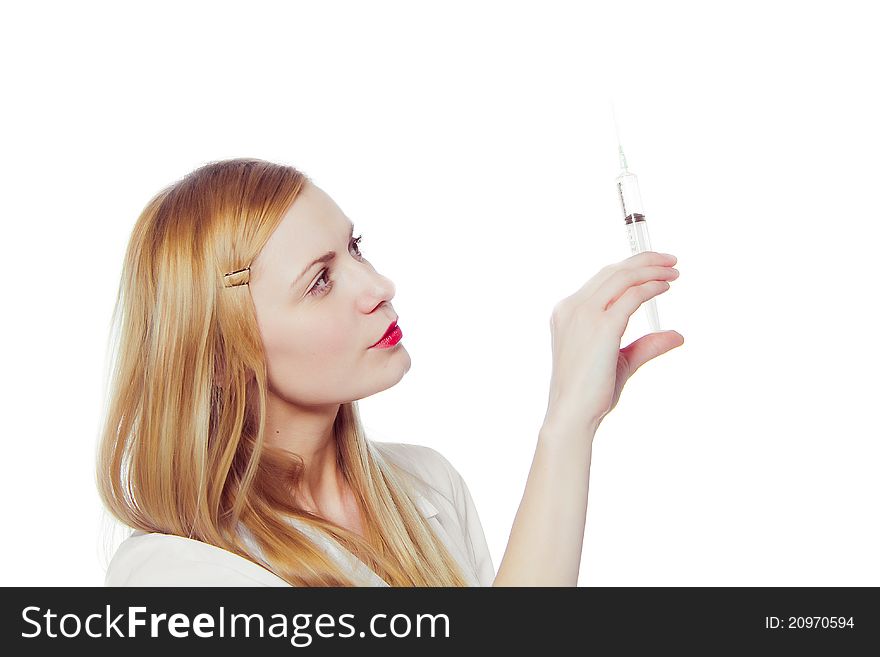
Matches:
[610,100,627,171]
[611,100,621,146]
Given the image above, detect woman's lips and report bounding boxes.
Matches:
[371,322,402,348]
[372,320,397,344]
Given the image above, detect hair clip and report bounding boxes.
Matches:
[223,266,250,287]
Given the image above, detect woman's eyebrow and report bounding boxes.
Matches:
[291,221,355,290]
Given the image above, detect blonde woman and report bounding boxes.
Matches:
[97,158,683,587]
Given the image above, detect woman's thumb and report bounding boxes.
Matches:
[621,330,684,374]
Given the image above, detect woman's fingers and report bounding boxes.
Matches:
[598,264,679,311]
[620,329,685,375]
[565,251,676,314]
[592,252,676,300]
[604,278,671,328]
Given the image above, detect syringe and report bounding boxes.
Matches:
[613,118,663,332]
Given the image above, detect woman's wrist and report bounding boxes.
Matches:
[540,406,601,445]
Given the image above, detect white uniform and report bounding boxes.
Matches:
[104,442,495,587]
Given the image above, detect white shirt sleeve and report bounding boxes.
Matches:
[425,447,496,587]
[452,462,496,586]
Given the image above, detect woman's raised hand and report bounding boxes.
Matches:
[544,251,684,434]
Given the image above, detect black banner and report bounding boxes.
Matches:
[2,587,876,654]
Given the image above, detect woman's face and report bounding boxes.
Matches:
[248,182,410,406]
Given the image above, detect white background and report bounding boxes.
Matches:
[1,0,877,586]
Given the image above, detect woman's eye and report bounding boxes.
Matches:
[308,234,364,297]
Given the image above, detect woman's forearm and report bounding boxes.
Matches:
[492,415,598,586]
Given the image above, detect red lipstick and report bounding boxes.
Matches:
[370,320,402,349]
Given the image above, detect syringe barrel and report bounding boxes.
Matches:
[616,171,654,256]
[615,168,662,331]
[616,171,644,221]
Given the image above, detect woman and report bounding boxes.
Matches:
[98,158,683,587]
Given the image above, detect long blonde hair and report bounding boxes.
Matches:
[95,157,470,586]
